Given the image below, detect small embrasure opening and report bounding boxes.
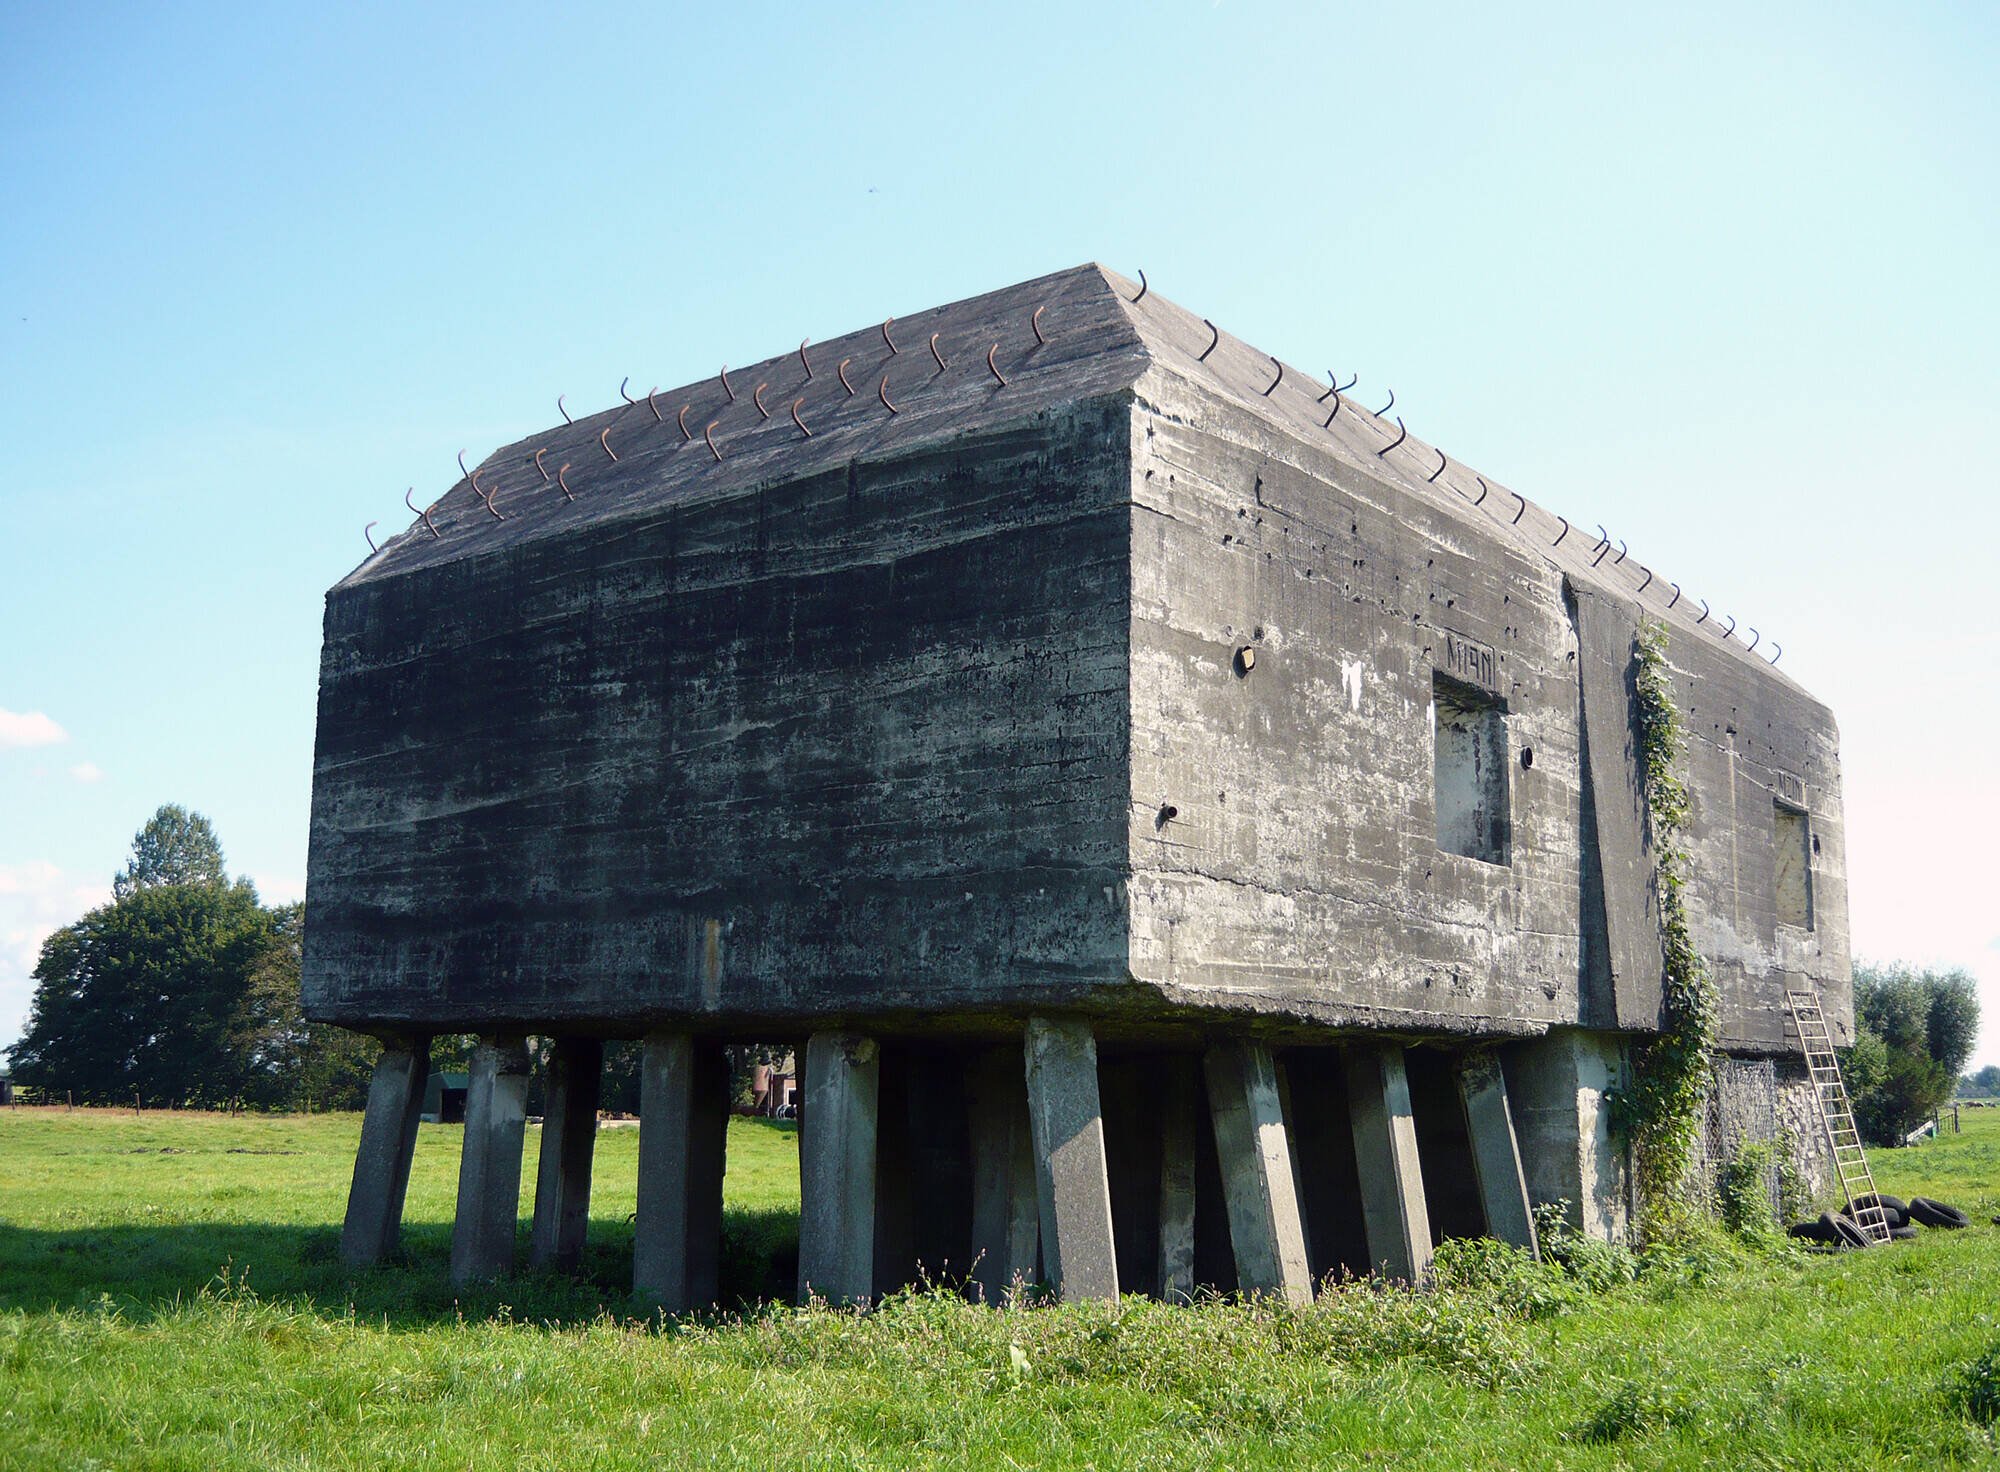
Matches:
[1774,800,1813,929]
[1432,670,1511,865]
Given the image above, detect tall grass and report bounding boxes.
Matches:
[2,1106,1998,1469]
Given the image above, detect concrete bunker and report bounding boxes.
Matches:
[307,265,1852,1304]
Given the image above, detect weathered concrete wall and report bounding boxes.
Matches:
[1120,356,1847,1045]
[305,402,1134,1031]
[1124,368,1592,1036]
[1699,1053,1835,1211]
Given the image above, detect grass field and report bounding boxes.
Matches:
[2,1106,1998,1469]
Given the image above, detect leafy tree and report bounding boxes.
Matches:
[1843,962,1980,1144]
[9,881,276,1106]
[227,903,375,1110]
[113,804,228,899]
[1971,1064,2000,1097]
[7,805,378,1111]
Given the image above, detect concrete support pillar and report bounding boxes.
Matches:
[450,1034,531,1285]
[1023,1017,1118,1302]
[1203,1041,1313,1305]
[340,1034,431,1268]
[1504,1028,1630,1243]
[966,1045,1039,1304]
[796,1032,879,1306]
[530,1036,603,1271]
[1156,1057,1199,1303]
[633,1032,728,1312]
[1455,1050,1539,1257]
[1344,1042,1434,1284]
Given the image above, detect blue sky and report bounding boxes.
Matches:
[2,2,1995,1062]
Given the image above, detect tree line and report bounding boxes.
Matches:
[6,805,376,1109]
[1843,961,1980,1144]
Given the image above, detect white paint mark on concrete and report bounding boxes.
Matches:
[1339,659,1366,712]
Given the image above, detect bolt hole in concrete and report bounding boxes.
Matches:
[1156,804,1179,829]
[1431,671,1511,865]
[1520,747,1534,770]
[1234,646,1256,676]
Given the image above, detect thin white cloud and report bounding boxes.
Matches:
[0,709,68,749]
[68,762,104,783]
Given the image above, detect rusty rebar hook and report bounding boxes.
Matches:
[600,428,618,462]
[1719,614,1736,640]
[986,344,1007,386]
[1591,524,1609,554]
[364,521,379,552]
[1264,357,1283,396]
[1031,305,1047,346]
[703,421,723,462]
[1768,643,1782,665]
[1745,626,1760,652]
[719,366,735,401]
[1376,417,1407,457]
[1429,449,1448,483]
[1473,476,1489,506]
[1613,540,1628,565]
[1636,564,1653,593]
[1198,320,1219,362]
[1695,599,1710,625]
[1592,539,1613,566]
[1668,582,1682,609]
[799,339,813,379]
[558,394,572,425]
[533,448,551,483]
[753,382,770,420]
[678,405,693,442]
[1130,269,1147,303]
[620,377,636,405]
[879,375,900,415]
[929,332,948,373]
[882,317,898,354]
[790,398,812,438]
[647,388,663,423]
[471,469,505,521]
[557,463,575,502]
[1376,388,1396,417]
[1554,516,1569,545]
[462,451,503,516]
[837,358,856,396]
[1510,490,1526,524]
[1317,372,1357,404]
[405,487,440,539]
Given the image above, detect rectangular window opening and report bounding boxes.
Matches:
[1774,800,1813,929]
[1432,670,1511,865]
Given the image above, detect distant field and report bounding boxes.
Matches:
[2,1106,1998,1469]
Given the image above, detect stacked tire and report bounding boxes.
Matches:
[1786,1191,1970,1247]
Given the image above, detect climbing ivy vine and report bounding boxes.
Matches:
[1612,618,1719,1220]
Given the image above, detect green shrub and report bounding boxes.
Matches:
[1531,1201,1638,1293]
[1717,1139,1777,1237]
[1429,1235,1582,1319]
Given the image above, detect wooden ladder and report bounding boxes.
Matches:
[1784,988,1892,1245]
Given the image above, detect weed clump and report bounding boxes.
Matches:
[1949,1341,2000,1425]
[1532,1202,1638,1293]
[1716,1138,1779,1238]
